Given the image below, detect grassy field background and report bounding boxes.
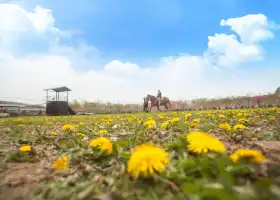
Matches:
[0,108,280,200]
[70,93,280,114]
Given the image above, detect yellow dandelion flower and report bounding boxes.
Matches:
[127,143,169,179]
[53,156,69,170]
[89,137,113,154]
[144,119,156,128]
[238,118,249,124]
[51,131,58,135]
[185,113,192,119]
[159,115,165,119]
[62,124,74,132]
[160,121,170,129]
[230,149,266,163]
[219,123,231,131]
[219,114,225,119]
[99,129,107,135]
[19,145,32,152]
[233,124,246,130]
[190,122,197,128]
[147,125,154,129]
[170,117,180,123]
[192,118,200,123]
[237,113,243,117]
[186,132,226,154]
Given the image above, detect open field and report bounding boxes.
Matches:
[70,93,280,113]
[0,108,280,200]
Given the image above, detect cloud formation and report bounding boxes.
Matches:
[220,14,276,43]
[0,3,279,105]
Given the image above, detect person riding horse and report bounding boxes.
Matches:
[157,90,162,102]
[143,93,172,112]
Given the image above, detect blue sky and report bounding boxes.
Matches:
[1,0,280,103]
[19,0,280,64]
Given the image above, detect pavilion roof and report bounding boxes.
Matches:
[44,86,71,93]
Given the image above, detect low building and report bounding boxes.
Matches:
[19,104,45,112]
[0,101,45,112]
[170,101,189,110]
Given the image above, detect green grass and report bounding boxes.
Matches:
[0,108,280,200]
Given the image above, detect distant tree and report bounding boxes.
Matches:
[245,96,251,106]
[252,96,264,107]
[221,97,231,106]
[276,87,280,97]
[196,98,207,109]
[71,99,82,108]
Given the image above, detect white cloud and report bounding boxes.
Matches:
[206,33,262,67]
[0,4,58,34]
[205,14,278,67]
[220,14,275,44]
[0,3,279,105]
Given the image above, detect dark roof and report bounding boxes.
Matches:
[44,86,71,93]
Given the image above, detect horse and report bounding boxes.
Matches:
[143,94,172,112]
